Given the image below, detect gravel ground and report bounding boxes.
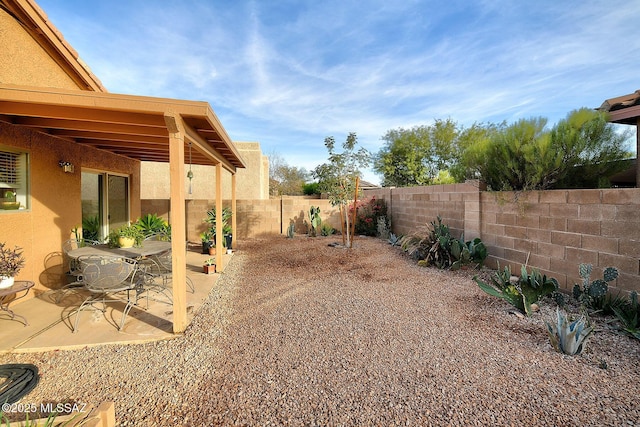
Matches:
[2,236,640,426]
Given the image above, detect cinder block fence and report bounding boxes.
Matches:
[142,182,640,294]
[365,182,640,295]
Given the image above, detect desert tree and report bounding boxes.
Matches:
[312,133,370,248]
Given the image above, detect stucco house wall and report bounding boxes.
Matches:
[0,7,96,89]
[0,5,140,295]
[140,141,269,200]
[0,121,140,294]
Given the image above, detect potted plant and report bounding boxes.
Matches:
[107,224,144,248]
[203,258,216,274]
[135,213,171,239]
[0,242,25,288]
[1,190,20,210]
[204,206,233,250]
[200,231,214,254]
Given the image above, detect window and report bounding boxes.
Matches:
[0,148,29,211]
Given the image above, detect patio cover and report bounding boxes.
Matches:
[599,89,640,187]
[0,83,246,332]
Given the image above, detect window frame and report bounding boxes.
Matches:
[0,146,30,212]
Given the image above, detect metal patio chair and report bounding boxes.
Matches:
[142,249,195,300]
[56,238,100,303]
[71,254,142,332]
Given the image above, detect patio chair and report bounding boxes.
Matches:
[143,249,195,298]
[143,232,171,242]
[56,238,100,303]
[71,255,142,332]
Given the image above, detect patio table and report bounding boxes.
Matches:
[67,240,171,260]
[0,280,34,326]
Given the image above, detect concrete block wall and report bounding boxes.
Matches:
[364,181,483,241]
[143,185,640,295]
[480,188,640,294]
[364,185,640,295]
[142,197,342,242]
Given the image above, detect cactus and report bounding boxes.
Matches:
[309,206,321,237]
[588,280,608,298]
[545,309,594,355]
[450,239,472,271]
[286,222,295,239]
[475,264,558,316]
[603,267,619,283]
[518,266,558,316]
[573,263,618,309]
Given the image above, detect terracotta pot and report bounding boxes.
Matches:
[203,264,216,274]
[208,247,216,256]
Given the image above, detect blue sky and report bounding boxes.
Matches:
[38,0,640,184]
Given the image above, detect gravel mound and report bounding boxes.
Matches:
[1,237,639,426]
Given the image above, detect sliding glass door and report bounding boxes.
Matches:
[81,172,129,241]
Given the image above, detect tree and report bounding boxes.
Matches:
[551,108,632,188]
[312,133,370,248]
[464,109,633,191]
[373,119,463,187]
[269,152,310,196]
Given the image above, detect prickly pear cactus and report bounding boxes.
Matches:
[603,267,618,283]
[451,239,462,260]
[574,264,619,309]
[587,279,608,298]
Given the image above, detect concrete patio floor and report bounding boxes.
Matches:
[0,249,232,353]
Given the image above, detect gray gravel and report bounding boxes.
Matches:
[2,237,640,426]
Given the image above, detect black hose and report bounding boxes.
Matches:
[0,364,39,405]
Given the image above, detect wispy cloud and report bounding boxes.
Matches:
[37,0,640,183]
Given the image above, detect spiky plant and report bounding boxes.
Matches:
[613,291,640,340]
[545,309,594,355]
[573,264,618,311]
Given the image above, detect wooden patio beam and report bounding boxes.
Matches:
[165,112,188,334]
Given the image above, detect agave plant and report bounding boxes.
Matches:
[475,264,558,316]
[135,213,170,237]
[545,309,594,355]
[387,233,401,246]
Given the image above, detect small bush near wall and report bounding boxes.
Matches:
[351,196,388,236]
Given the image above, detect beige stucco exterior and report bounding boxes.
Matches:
[0,10,78,89]
[0,3,169,306]
[0,121,141,294]
[0,4,139,295]
[141,141,269,201]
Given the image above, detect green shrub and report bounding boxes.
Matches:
[135,213,170,238]
[82,215,100,241]
[302,182,321,195]
[463,109,631,191]
[613,291,640,340]
[320,223,335,236]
